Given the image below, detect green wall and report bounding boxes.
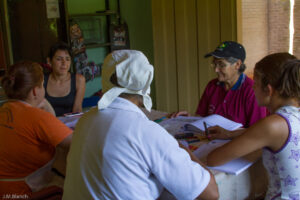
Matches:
[119,0,154,64]
[67,0,105,14]
[119,0,156,107]
[67,0,155,105]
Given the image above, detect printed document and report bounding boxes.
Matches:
[184,114,243,132]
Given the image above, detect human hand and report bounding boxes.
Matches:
[169,111,190,118]
[207,125,231,140]
[38,99,56,116]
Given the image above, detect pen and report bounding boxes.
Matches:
[154,116,167,123]
[187,139,200,144]
[203,121,209,137]
[175,132,194,139]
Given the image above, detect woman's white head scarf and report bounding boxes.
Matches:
[98,50,154,111]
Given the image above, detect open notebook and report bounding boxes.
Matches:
[184,114,243,132]
[193,140,254,175]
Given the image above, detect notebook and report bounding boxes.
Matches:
[159,116,203,136]
[193,139,254,175]
[184,114,243,132]
[207,158,254,175]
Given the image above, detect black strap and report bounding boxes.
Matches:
[51,168,65,178]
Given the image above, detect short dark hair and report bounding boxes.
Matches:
[48,42,72,60]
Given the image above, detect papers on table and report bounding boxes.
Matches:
[208,158,254,175]
[158,116,203,136]
[193,139,254,175]
[193,140,230,159]
[184,114,243,132]
[158,115,243,137]
[58,115,81,130]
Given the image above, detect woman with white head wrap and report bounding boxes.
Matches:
[63,50,218,200]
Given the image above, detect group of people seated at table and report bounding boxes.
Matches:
[0,40,299,199]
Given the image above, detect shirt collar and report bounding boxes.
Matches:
[231,73,245,90]
[108,97,148,119]
[217,73,245,91]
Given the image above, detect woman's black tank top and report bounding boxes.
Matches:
[44,74,76,116]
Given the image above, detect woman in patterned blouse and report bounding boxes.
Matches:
[207,52,300,200]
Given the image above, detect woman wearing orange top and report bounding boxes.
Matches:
[0,61,72,197]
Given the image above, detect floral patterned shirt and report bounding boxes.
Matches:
[263,106,300,200]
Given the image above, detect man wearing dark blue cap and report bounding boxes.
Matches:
[171,41,267,139]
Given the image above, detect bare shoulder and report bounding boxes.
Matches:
[75,74,86,90]
[257,114,288,134]
[75,73,85,83]
[248,114,289,148]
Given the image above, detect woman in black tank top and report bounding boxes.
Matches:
[44,42,86,116]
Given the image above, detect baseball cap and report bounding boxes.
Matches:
[205,41,246,62]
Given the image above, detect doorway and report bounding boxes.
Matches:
[6,0,68,63]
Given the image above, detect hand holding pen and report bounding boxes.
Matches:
[203,121,210,140]
[203,125,233,140]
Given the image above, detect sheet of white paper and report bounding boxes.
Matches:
[193,139,253,175]
[193,139,230,159]
[58,115,81,130]
[46,0,60,18]
[208,159,253,175]
[185,114,243,132]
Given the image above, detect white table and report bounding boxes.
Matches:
[159,159,267,200]
[143,109,268,200]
